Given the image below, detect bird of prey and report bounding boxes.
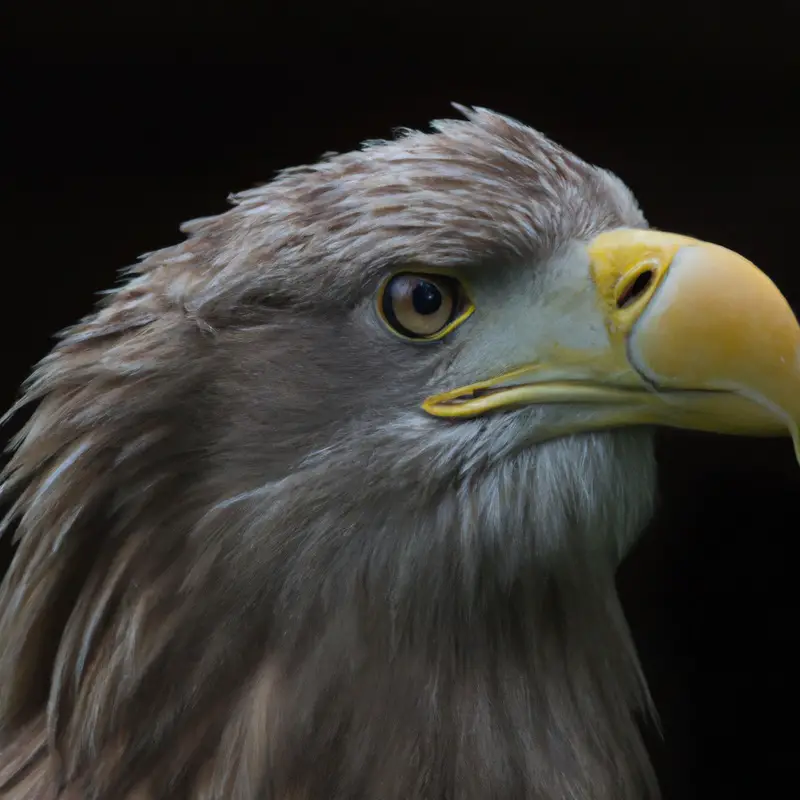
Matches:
[0,106,798,800]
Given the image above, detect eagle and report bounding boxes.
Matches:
[0,106,798,800]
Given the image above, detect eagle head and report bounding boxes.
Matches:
[1,106,798,800]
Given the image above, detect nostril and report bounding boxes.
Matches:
[616,269,656,309]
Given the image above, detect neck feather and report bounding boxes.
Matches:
[0,422,659,799]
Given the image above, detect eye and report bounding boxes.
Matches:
[379,273,473,340]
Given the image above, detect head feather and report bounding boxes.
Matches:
[0,108,657,799]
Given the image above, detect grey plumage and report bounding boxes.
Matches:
[0,106,668,799]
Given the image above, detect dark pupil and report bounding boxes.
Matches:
[411,280,442,315]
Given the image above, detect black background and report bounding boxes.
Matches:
[2,2,799,798]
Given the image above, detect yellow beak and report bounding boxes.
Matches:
[422,228,800,458]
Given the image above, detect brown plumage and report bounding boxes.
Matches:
[2,105,795,799]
